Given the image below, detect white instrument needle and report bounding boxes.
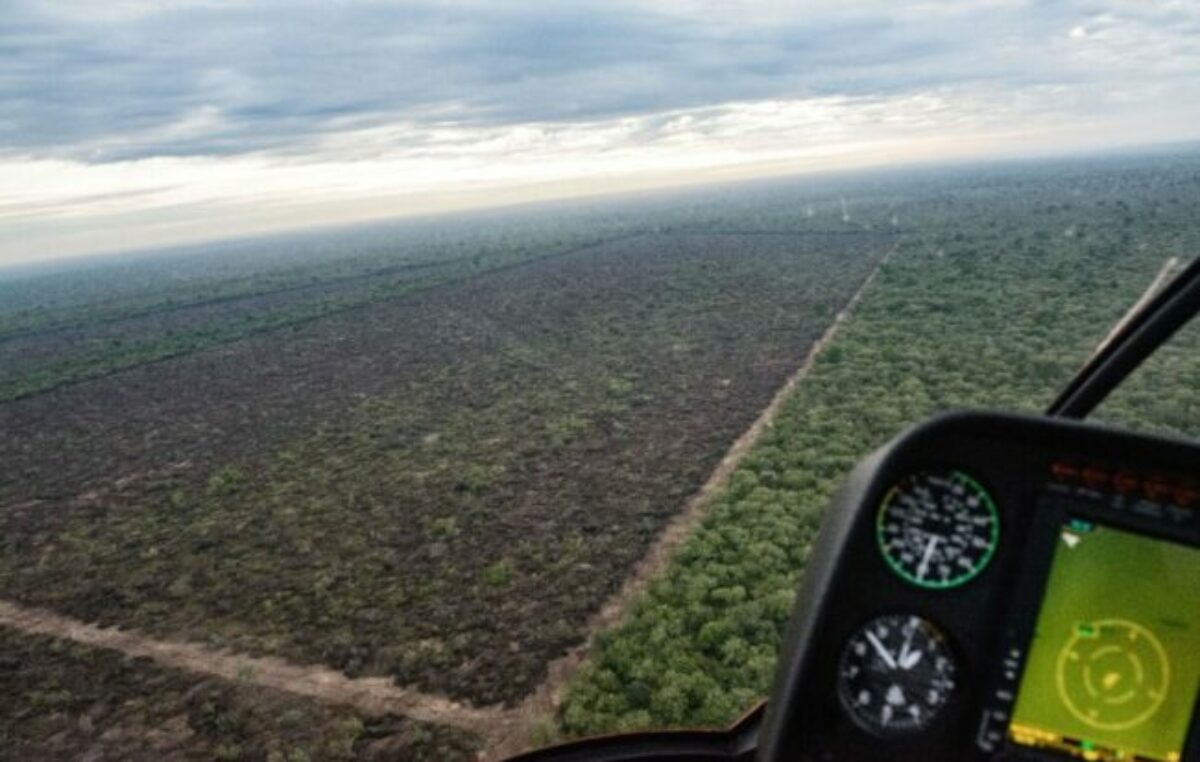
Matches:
[901,648,924,670]
[866,632,898,670]
[916,536,940,581]
[898,617,916,668]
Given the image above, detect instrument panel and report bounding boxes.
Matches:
[757,412,1200,762]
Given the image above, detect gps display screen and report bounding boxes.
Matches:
[1008,519,1200,761]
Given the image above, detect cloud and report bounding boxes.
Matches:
[4,0,1170,162]
[1,0,1199,262]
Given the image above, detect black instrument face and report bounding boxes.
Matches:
[877,470,1000,589]
[837,614,957,735]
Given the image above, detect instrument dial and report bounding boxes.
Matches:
[838,614,957,735]
[877,469,999,589]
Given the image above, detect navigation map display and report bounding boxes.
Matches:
[1009,519,1200,761]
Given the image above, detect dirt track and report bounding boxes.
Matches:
[0,600,503,739]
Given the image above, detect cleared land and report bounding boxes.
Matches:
[0,231,891,710]
[0,625,478,761]
[0,227,626,403]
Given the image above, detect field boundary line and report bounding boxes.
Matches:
[684,228,915,236]
[0,599,506,739]
[1,232,650,404]
[486,239,901,759]
[4,229,894,403]
[0,233,650,348]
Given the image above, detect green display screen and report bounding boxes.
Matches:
[1009,520,1200,761]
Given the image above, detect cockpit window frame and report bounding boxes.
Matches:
[1048,256,1200,420]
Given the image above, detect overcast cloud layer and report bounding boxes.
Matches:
[3,0,1200,263]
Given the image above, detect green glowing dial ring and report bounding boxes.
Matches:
[876,469,1000,590]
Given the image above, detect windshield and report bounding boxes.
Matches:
[3,3,1200,760]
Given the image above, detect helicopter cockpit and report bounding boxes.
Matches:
[759,409,1198,762]
[512,256,1200,762]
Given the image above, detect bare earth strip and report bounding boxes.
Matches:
[0,240,897,760]
[0,600,503,740]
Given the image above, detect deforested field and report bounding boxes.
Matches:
[0,228,891,708]
[0,626,479,761]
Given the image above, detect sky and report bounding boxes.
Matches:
[2,0,1200,265]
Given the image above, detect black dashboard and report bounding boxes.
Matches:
[757,411,1200,762]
